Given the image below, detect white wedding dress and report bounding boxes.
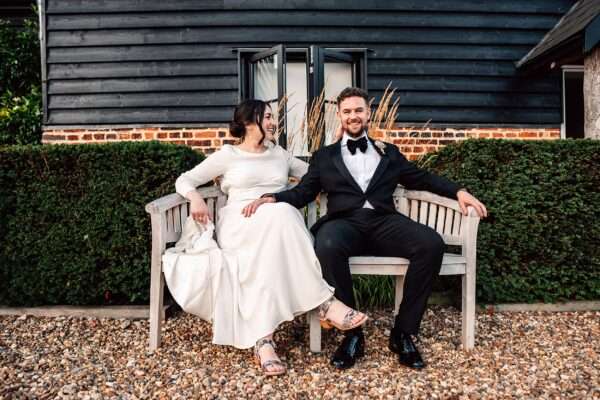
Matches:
[172,143,334,349]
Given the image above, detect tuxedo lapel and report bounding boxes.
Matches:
[365,137,390,193]
[330,141,364,194]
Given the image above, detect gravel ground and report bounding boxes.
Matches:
[1,306,598,399]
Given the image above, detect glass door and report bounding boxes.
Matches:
[249,45,287,146]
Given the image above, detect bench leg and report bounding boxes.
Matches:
[461,273,476,351]
[149,269,165,350]
[308,309,322,353]
[394,275,405,316]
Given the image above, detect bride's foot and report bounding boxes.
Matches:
[318,297,368,331]
[254,336,286,376]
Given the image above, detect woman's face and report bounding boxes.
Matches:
[261,106,276,141]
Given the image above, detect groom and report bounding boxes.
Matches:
[247,87,487,370]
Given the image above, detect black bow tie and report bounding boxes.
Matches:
[347,136,368,155]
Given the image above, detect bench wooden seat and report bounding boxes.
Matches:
[145,185,480,352]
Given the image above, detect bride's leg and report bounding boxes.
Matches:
[254,333,287,376]
[318,296,368,331]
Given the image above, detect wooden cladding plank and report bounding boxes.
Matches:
[452,211,462,236]
[48,60,238,79]
[47,45,237,63]
[46,0,573,14]
[47,27,546,48]
[48,77,237,94]
[368,60,520,77]
[48,91,239,109]
[47,107,234,124]
[217,0,574,13]
[373,91,561,108]
[392,107,561,124]
[47,0,224,13]
[368,44,533,61]
[47,11,560,30]
[368,76,559,93]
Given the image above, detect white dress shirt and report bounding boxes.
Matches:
[340,131,382,209]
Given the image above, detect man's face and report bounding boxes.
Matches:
[337,96,370,138]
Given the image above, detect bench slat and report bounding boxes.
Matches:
[427,203,437,229]
[436,206,446,233]
[350,261,466,276]
[419,201,428,225]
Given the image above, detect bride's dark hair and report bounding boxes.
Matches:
[229,99,271,144]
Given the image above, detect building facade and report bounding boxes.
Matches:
[39,0,575,158]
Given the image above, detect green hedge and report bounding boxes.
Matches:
[0,142,203,306]
[419,139,600,303]
[2,139,598,306]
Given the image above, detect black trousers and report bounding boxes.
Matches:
[314,208,444,335]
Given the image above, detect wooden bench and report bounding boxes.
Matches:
[145,185,480,351]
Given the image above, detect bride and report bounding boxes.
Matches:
[174,99,367,376]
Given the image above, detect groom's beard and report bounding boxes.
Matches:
[344,120,369,138]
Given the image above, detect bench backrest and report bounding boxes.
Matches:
[157,185,466,247]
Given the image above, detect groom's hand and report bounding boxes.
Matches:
[457,189,488,218]
[242,196,276,218]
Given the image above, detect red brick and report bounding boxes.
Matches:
[119,133,131,140]
[194,131,217,138]
[169,132,181,139]
[157,133,167,139]
[144,132,155,140]
[43,134,66,141]
[181,131,193,138]
[106,134,117,140]
[519,131,537,138]
[67,135,79,141]
[83,134,93,140]
[493,132,505,138]
[132,133,142,139]
[416,139,437,145]
[93,134,105,140]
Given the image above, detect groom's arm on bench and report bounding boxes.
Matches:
[392,145,464,199]
[264,150,322,209]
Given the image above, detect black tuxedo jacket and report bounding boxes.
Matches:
[273,138,462,233]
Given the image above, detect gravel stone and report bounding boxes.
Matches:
[0,306,598,399]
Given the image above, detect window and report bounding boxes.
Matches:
[561,66,584,139]
[239,45,367,156]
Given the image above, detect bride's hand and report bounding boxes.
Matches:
[242,196,275,218]
[190,197,211,224]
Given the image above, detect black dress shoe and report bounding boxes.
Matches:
[330,329,364,370]
[389,329,425,369]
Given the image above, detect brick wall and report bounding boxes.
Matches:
[42,126,560,160]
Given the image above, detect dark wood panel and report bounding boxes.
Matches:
[368,60,520,77]
[48,91,239,108]
[389,91,561,108]
[47,27,546,47]
[47,45,237,63]
[48,60,237,79]
[368,76,559,93]
[47,0,224,13]
[394,107,561,124]
[46,0,573,14]
[47,11,560,30]
[48,77,238,94]
[47,107,234,124]
[367,44,533,60]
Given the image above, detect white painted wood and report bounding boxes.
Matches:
[394,275,404,316]
[309,309,322,353]
[452,210,462,236]
[436,206,446,234]
[461,206,480,351]
[444,208,454,236]
[173,205,181,233]
[404,190,462,212]
[206,197,215,222]
[148,212,166,350]
[319,194,328,214]
[428,204,438,229]
[419,201,429,225]
[410,199,419,221]
[307,202,317,228]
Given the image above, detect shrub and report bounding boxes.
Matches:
[0,15,43,145]
[418,139,600,304]
[0,142,204,306]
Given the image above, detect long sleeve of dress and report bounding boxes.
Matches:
[286,150,309,179]
[175,147,230,198]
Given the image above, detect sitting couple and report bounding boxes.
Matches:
[175,87,487,376]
